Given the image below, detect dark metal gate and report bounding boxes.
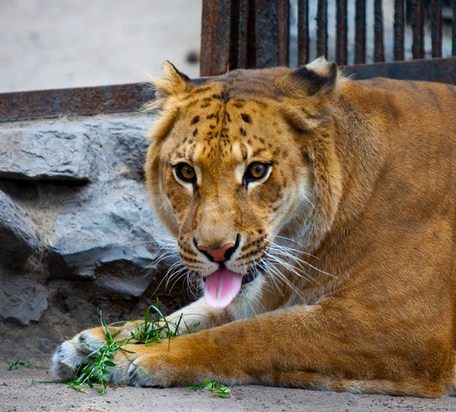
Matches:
[2,1,456,123]
[200,0,456,76]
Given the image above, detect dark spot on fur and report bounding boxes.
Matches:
[221,91,231,103]
[252,147,266,157]
[187,86,211,96]
[193,128,198,137]
[191,116,200,125]
[240,128,247,136]
[240,144,248,160]
[200,103,210,108]
[206,114,216,119]
[241,113,252,123]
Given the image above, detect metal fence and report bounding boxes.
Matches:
[200,0,456,76]
[2,1,456,123]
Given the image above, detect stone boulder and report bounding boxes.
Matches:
[0,113,192,358]
[0,189,39,268]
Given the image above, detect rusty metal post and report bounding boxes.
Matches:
[453,0,456,56]
[200,0,289,74]
[394,0,405,61]
[254,0,289,68]
[231,0,254,69]
[200,0,232,76]
[374,0,385,62]
[411,0,425,59]
[297,0,309,65]
[355,0,366,64]
[430,0,442,58]
[336,0,348,65]
[316,0,328,58]
[0,83,156,122]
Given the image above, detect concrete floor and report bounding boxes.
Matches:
[2,365,456,412]
[0,0,201,92]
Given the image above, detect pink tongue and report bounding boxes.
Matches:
[204,269,243,309]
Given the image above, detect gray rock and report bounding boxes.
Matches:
[47,178,170,298]
[92,118,151,181]
[0,190,39,267]
[0,273,49,326]
[0,112,192,359]
[35,116,173,298]
[0,124,93,182]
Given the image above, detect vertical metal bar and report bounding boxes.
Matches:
[452,0,456,56]
[374,0,385,62]
[297,0,309,65]
[411,0,425,59]
[393,0,405,61]
[430,0,442,58]
[229,0,241,70]
[277,0,290,66]
[245,0,257,68]
[355,0,366,64]
[235,0,255,69]
[200,0,232,76]
[254,0,289,68]
[336,0,348,65]
[316,0,328,58]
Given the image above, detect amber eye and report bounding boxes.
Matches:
[243,162,271,185]
[174,162,196,184]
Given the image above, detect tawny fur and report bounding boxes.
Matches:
[51,58,456,397]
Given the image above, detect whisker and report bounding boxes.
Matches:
[268,241,334,278]
[273,235,320,259]
[264,251,314,283]
[261,259,306,302]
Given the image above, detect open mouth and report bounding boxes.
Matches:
[242,266,261,284]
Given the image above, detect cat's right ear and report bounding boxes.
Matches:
[151,61,195,106]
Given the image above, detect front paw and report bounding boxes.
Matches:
[51,331,194,387]
[51,322,143,381]
[50,329,107,380]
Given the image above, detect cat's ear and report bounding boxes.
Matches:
[290,57,338,97]
[146,62,194,141]
[280,58,342,132]
[148,61,195,111]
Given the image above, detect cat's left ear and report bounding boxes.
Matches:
[290,57,338,97]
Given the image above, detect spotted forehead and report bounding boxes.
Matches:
[176,90,273,160]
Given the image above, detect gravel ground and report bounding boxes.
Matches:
[2,363,456,412]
